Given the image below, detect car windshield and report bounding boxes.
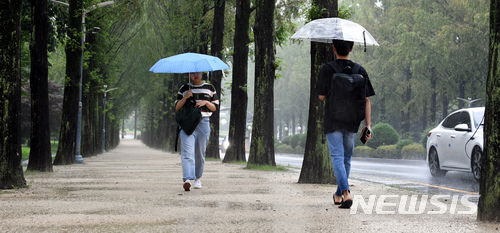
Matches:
[473,110,484,128]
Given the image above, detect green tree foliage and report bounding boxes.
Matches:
[366,123,399,149]
[350,0,488,141]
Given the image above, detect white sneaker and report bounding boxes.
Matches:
[183,180,192,191]
[193,179,202,189]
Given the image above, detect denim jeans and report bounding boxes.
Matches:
[326,130,357,197]
[180,118,210,181]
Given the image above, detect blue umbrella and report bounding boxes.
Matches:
[149,52,230,73]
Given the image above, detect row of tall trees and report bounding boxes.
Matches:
[1,0,143,183]
[1,0,499,221]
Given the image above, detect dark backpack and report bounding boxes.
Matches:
[175,97,202,151]
[327,62,366,124]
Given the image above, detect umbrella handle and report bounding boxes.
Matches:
[363,31,366,52]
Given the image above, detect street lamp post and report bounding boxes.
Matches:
[52,0,114,163]
[457,97,482,108]
[102,85,118,153]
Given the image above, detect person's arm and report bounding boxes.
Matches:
[195,101,217,112]
[365,97,372,139]
[175,89,192,111]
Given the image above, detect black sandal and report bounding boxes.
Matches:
[333,194,343,205]
[339,199,353,209]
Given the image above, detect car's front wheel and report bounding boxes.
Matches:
[471,147,482,182]
[429,147,447,177]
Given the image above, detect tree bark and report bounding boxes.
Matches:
[53,0,83,165]
[27,0,53,172]
[298,0,337,183]
[206,0,226,159]
[0,0,27,188]
[247,0,276,166]
[223,0,252,163]
[477,0,500,221]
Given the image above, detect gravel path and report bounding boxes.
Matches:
[1,139,498,232]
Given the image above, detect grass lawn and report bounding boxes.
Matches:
[21,141,58,161]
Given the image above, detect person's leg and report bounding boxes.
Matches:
[180,129,196,182]
[342,131,357,183]
[326,131,348,198]
[194,118,210,179]
[341,131,357,202]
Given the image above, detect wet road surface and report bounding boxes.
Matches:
[275,154,480,200]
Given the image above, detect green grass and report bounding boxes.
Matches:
[206,157,222,161]
[246,163,289,171]
[21,147,30,161]
[211,159,291,171]
[21,141,58,162]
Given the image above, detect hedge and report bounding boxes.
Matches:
[366,123,399,149]
[372,145,397,159]
[353,146,373,158]
[401,143,426,160]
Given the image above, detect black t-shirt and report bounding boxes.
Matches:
[316,59,375,133]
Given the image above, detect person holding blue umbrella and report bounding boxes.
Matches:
[150,52,228,191]
[175,72,219,191]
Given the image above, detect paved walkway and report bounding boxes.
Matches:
[1,139,498,232]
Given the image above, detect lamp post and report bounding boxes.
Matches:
[52,0,114,163]
[457,97,482,108]
[102,85,118,153]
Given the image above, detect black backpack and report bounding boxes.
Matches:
[174,96,202,151]
[327,62,366,124]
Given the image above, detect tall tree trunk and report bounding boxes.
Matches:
[442,93,449,120]
[134,107,138,139]
[422,100,428,133]
[247,0,276,166]
[82,33,99,157]
[298,0,337,184]
[206,0,226,159]
[458,79,466,109]
[28,0,53,172]
[401,68,411,137]
[430,72,437,124]
[53,0,83,165]
[0,0,27,188]
[223,0,251,163]
[477,0,500,221]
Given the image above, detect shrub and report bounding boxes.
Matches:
[281,135,292,145]
[395,139,413,159]
[294,146,305,155]
[401,144,426,160]
[421,126,435,148]
[366,123,399,149]
[353,146,373,158]
[276,144,294,154]
[290,134,301,148]
[372,145,397,159]
[298,133,307,148]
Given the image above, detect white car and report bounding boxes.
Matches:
[426,107,484,181]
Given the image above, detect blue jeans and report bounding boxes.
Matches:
[180,118,210,181]
[326,130,357,197]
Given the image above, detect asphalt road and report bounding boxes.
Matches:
[275,154,480,200]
